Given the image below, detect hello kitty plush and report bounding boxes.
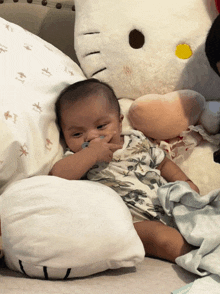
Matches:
[74,0,220,194]
[74,0,220,137]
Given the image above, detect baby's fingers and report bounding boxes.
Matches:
[108,143,123,152]
[102,132,116,143]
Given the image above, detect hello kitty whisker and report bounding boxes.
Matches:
[85,51,101,57]
[92,68,107,77]
[83,32,100,35]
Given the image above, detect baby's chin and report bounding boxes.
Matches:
[68,147,79,153]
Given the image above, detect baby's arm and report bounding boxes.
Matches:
[50,147,99,180]
[134,220,194,263]
[157,156,200,193]
[50,135,122,180]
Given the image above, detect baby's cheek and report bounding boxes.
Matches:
[67,138,82,153]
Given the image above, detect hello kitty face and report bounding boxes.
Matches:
[74,0,220,100]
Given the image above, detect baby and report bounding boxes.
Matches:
[50,79,199,263]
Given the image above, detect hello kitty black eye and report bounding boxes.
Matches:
[129,29,145,49]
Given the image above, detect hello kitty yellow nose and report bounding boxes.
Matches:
[175,44,193,59]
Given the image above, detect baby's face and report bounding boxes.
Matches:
[61,94,123,153]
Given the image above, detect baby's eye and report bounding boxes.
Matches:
[97,124,107,129]
[72,132,82,137]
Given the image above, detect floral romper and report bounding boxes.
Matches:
[87,130,174,226]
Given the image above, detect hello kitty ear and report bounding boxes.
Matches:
[215,0,220,13]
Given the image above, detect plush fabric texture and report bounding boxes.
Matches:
[0,17,86,194]
[128,90,206,140]
[74,0,220,101]
[74,0,220,194]
[74,0,220,136]
[1,176,145,279]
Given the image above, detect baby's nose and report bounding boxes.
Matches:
[86,130,100,142]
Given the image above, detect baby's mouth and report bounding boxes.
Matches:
[81,136,105,149]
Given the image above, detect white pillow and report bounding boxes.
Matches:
[1,176,145,279]
[0,17,86,194]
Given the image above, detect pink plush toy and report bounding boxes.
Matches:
[128,90,205,140]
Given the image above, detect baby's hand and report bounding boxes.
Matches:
[88,133,122,163]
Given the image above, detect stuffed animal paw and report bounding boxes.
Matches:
[199,101,220,134]
[128,90,206,140]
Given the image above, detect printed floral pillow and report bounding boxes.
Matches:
[0,17,86,194]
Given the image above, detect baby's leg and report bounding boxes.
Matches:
[134,220,194,263]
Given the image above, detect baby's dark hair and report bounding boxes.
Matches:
[56,78,121,129]
[205,14,220,76]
